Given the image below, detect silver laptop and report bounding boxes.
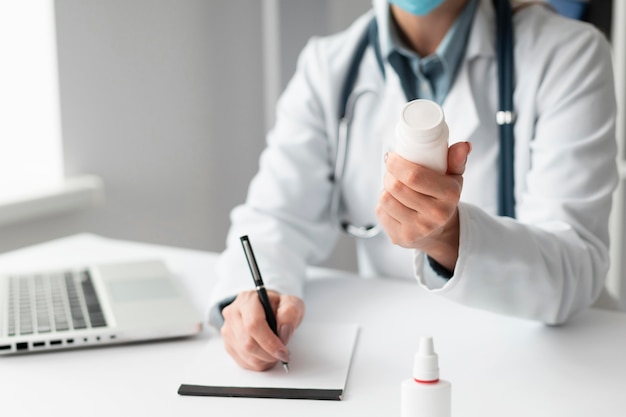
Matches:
[0,259,202,355]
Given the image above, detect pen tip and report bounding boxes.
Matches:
[283,363,289,373]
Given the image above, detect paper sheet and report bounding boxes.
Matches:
[179,323,359,400]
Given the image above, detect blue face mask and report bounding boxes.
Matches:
[388,0,445,16]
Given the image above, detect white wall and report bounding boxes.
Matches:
[0,0,263,254]
[0,0,370,272]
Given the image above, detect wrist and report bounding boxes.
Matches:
[421,209,460,271]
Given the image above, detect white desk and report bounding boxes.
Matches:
[1,234,626,416]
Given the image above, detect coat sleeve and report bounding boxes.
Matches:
[418,17,618,325]
[207,36,342,316]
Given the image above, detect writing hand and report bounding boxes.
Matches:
[221,289,305,371]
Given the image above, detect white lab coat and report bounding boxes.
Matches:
[210,0,617,325]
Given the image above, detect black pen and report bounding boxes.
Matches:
[240,235,289,373]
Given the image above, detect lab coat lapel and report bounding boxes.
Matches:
[442,63,479,145]
[373,73,406,178]
[443,0,496,145]
[375,75,405,154]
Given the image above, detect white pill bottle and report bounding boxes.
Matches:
[401,336,451,417]
[394,99,449,174]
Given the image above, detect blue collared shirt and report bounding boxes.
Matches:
[385,0,479,104]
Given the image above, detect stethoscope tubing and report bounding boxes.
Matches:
[331,87,383,239]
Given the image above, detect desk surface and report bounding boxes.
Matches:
[1,234,626,417]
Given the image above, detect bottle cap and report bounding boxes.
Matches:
[397,99,445,143]
[413,335,440,383]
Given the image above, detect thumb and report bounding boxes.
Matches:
[447,141,472,176]
[275,295,305,345]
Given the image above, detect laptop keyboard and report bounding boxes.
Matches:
[6,270,107,337]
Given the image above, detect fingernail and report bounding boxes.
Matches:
[384,152,389,163]
[279,324,293,345]
[467,141,472,154]
[275,348,290,364]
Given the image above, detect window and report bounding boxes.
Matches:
[0,1,63,203]
[0,1,102,227]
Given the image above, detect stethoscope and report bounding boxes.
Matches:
[331,0,516,239]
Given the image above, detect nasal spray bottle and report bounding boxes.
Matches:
[401,336,451,417]
[394,99,449,173]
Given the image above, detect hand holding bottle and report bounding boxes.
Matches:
[377,100,471,271]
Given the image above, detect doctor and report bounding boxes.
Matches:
[209,0,618,371]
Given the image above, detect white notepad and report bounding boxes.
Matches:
[178,323,359,400]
